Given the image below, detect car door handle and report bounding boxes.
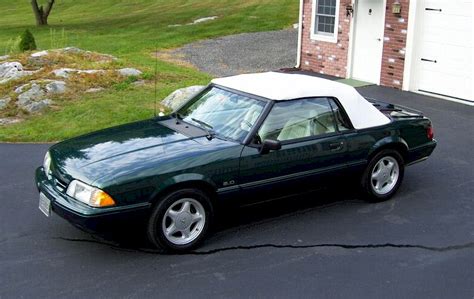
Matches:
[329,141,344,151]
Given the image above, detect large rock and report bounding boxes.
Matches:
[85,87,105,93]
[79,69,105,75]
[23,99,52,113]
[14,83,29,94]
[28,51,50,67]
[61,47,83,54]
[132,80,146,86]
[0,62,22,83]
[0,62,36,84]
[0,117,22,125]
[51,68,77,78]
[45,81,67,94]
[162,85,205,110]
[0,55,9,61]
[31,50,49,58]
[118,68,142,77]
[52,68,105,78]
[0,96,11,110]
[18,84,45,106]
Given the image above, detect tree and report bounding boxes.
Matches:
[19,29,37,52]
[31,0,55,26]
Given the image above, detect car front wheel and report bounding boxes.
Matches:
[147,188,212,252]
[361,149,405,202]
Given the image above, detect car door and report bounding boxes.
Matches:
[238,97,348,204]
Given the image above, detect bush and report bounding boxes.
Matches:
[19,29,37,52]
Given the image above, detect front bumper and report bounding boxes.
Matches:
[35,167,151,232]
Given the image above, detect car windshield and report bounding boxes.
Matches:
[178,87,266,142]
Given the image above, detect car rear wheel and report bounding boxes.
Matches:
[147,188,212,252]
[361,149,404,202]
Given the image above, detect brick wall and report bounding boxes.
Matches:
[300,0,410,89]
[380,0,410,88]
[300,0,353,78]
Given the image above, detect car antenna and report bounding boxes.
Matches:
[154,45,158,118]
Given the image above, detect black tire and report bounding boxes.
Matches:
[361,149,405,202]
[147,188,213,252]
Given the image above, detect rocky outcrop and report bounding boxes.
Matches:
[0,62,36,84]
[85,87,105,93]
[118,68,142,77]
[0,96,11,110]
[161,85,205,110]
[15,83,59,113]
[0,48,142,125]
[45,81,67,94]
[51,68,105,78]
[17,84,45,105]
[0,117,21,125]
[23,99,52,113]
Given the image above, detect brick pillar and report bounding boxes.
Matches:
[380,0,410,88]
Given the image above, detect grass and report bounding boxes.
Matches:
[0,0,298,142]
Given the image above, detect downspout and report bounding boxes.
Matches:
[295,0,304,68]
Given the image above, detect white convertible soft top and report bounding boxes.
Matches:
[212,72,390,129]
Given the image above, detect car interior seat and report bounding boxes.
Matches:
[277,112,313,141]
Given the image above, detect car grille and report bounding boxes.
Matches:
[54,177,68,192]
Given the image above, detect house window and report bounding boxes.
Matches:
[311,0,340,43]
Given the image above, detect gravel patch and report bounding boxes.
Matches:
[171,29,298,77]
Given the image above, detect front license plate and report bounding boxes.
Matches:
[39,192,51,217]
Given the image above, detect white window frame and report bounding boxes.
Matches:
[310,0,340,43]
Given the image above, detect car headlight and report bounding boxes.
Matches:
[66,180,116,207]
[43,151,51,177]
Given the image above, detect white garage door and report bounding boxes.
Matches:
[411,0,473,103]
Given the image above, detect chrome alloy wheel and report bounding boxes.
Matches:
[370,156,400,195]
[162,198,206,245]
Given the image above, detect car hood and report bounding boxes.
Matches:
[49,118,215,185]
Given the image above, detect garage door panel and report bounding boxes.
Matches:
[419,42,472,74]
[422,15,471,34]
[421,29,471,47]
[412,0,473,101]
[424,0,472,16]
[418,71,471,100]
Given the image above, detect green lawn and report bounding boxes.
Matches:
[0,0,297,142]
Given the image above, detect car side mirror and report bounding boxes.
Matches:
[259,139,281,155]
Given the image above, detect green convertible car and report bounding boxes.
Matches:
[36,72,436,252]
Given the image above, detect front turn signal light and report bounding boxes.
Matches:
[91,190,116,207]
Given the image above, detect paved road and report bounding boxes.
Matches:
[171,29,298,77]
[1,86,473,298]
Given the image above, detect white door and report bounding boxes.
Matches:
[351,0,386,84]
[411,0,473,102]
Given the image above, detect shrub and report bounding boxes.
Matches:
[19,29,37,52]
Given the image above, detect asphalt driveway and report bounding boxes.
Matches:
[1,86,473,298]
[170,29,298,77]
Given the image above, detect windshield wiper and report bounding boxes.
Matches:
[191,118,215,140]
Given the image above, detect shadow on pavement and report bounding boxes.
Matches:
[64,181,363,252]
